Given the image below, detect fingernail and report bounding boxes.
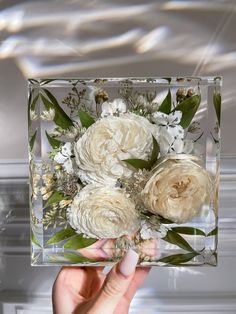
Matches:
[119,249,139,277]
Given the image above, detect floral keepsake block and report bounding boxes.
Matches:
[28,77,221,266]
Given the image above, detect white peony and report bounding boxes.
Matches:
[74,113,155,185]
[67,184,139,239]
[101,98,127,117]
[142,154,212,223]
[54,142,74,174]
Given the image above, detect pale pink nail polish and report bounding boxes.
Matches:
[119,249,139,277]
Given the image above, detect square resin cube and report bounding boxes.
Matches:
[28,77,221,266]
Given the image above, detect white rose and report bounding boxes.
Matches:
[74,113,155,184]
[142,154,212,223]
[67,184,139,239]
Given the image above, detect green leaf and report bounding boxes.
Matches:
[31,229,41,247]
[158,216,174,224]
[213,92,221,126]
[44,191,67,208]
[78,110,95,128]
[174,94,201,128]
[123,135,159,170]
[150,135,160,164]
[122,158,151,170]
[41,89,74,129]
[64,234,97,249]
[46,227,77,245]
[45,131,63,149]
[207,227,218,237]
[29,130,37,150]
[40,79,55,86]
[31,94,39,111]
[64,253,96,264]
[162,230,196,252]
[172,227,206,236]
[158,252,198,265]
[158,89,172,114]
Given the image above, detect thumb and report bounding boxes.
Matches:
[93,249,139,313]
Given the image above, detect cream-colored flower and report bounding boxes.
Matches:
[40,108,55,121]
[74,113,155,185]
[67,184,139,239]
[142,154,212,223]
[42,173,54,187]
[30,110,38,121]
[41,186,53,200]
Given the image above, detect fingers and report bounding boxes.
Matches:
[124,267,151,302]
[90,249,139,314]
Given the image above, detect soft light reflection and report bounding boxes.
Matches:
[136,26,169,53]
[0,0,236,77]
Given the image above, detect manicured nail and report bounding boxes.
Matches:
[119,249,139,277]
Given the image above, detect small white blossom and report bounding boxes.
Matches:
[30,110,38,121]
[152,111,184,139]
[157,130,193,155]
[140,220,167,240]
[40,108,55,121]
[54,142,74,174]
[101,98,127,117]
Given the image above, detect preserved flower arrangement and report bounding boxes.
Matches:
[28,77,221,266]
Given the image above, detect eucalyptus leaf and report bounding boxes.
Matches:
[44,191,67,208]
[64,253,96,264]
[174,94,201,128]
[64,234,97,249]
[150,135,160,164]
[46,227,77,245]
[31,94,39,111]
[29,130,37,150]
[158,216,174,224]
[122,158,151,170]
[172,227,205,236]
[207,227,218,237]
[78,110,95,128]
[31,229,41,247]
[123,135,159,170]
[158,252,198,265]
[162,230,196,252]
[45,131,63,149]
[41,90,74,129]
[213,92,221,126]
[158,89,172,114]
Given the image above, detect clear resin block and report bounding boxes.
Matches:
[28,77,221,266]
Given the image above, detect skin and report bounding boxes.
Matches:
[52,265,150,314]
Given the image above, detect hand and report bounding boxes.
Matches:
[52,249,150,314]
